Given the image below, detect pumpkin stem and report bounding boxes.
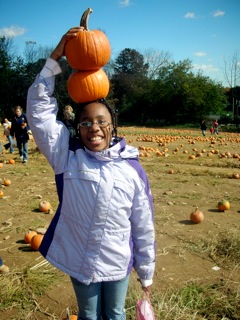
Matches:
[80,7,93,31]
[66,307,70,320]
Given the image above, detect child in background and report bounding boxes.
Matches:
[3,118,14,153]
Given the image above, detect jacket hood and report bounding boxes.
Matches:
[84,137,139,162]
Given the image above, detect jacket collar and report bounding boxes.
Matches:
[84,137,139,161]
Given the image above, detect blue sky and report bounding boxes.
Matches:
[0,0,239,86]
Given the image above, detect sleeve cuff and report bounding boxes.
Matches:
[140,279,153,287]
[40,58,62,78]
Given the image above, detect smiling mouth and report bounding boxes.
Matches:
[89,136,103,142]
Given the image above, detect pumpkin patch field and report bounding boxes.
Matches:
[0,127,240,319]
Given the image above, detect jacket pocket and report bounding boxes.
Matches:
[95,228,132,276]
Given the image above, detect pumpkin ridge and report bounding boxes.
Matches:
[67,69,109,103]
[65,8,111,70]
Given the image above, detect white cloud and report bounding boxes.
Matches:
[212,10,225,17]
[184,12,195,19]
[0,25,26,38]
[194,51,207,57]
[193,63,218,72]
[119,0,131,7]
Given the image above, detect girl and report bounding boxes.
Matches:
[10,106,30,163]
[27,27,155,320]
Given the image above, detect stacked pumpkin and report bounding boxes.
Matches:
[65,8,111,103]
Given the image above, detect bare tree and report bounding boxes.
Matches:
[142,48,173,79]
[222,50,240,118]
[24,41,55,64]
[24,41,38,64]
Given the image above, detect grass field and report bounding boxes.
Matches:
[0,126,240,319]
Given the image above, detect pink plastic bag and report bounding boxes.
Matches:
[136,291,155,320]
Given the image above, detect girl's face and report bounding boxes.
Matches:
[78,102,113,152]
[65,106,72,112]
[15,109,22,117]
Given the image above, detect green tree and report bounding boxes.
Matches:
[111,48,149,119]
[0,36,28,117]
[131,59,227,125]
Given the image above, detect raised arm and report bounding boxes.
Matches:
[26,27,83,174]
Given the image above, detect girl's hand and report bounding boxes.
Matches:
[137,278,151,292]
[50,27,84,61]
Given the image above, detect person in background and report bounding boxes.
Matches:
[10,106,30,163]
[2,118,14,153]
[27,27,155,320]
[62,105,76,137]
[200,120,207,137]
[0,256,10,274]
[213,119,219,134]
[210,126,214,135]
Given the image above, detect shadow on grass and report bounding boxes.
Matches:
[18,245,36,252]
[179,219,196,225]
[208,209,223,212]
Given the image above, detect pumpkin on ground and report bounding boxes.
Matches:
[188,155,195,159]
[9,159,15,164]
[0,190,4,197]
[65,8,111,70]
[0,163,3,168]
[62,316,78,320]
[30,234,44,251]
[3,178,11,186]
[217,199,230,212]
[67,69,109,103]
[24,231,37,244]
[190,208,204,224]
[232,172,240,179]
[39,200,51,213]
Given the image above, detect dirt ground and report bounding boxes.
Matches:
[1,128,240,319]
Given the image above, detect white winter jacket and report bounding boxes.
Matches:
[26,59,155,286]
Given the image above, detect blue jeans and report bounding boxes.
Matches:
[4,135,14,153]
[17,138,28,160]
[70,275,129,320]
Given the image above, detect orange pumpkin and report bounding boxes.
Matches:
[0,163,3,168]
[62,316,78,320]
[24,231,37,244]
[188,155,195,159]
[30,234,44,251]
[67,69,109,103]
[4,178,11,186]
[39,200,51,213]
[217,199,230,212]
[65,8,111,70]
[0,190,4,197]
[190,208,204,224]
[9,159,15,165]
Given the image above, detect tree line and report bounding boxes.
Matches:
[0,36,239,126]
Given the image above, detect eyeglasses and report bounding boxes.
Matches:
[79,120,112,128]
